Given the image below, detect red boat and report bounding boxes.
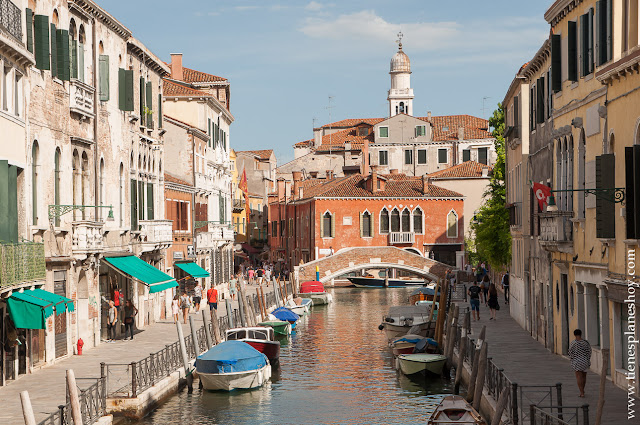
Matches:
[298,281,333,305]
[225,327,280,362]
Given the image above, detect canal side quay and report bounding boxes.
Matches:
[1,283,279,424]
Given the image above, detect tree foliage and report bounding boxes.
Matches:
[469,103,511,270]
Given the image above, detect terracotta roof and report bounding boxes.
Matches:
[164,172,192,187]
[163,79,210,97]
[322,118,385,128]
[295,139,313,148]
[167,63,227,83]
[236,149,273,160]
[427,161,493,179]
[315,127,373,152]
[164,115,207,134]
[294,174,463,200]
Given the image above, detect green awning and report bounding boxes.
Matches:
[104,256,177,294]
[175,262,210,278]
[7,288,75,330]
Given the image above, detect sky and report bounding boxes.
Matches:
[97,0,552,165]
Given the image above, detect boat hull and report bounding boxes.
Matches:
[397,354,447,376]
[245,340,280,362]
[427,395,486,425]
[258,321,292,336]
[298,292,332,305]
[348,277,425,288]
[383,322,433,340]
[199,364,272,391]
[286,304,309,315]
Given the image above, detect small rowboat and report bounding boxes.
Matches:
[272,307,300,328]
[196,341,271,391]
[427,395,485,424]
[389,334,426,356]
[258,320,291,337]
[298,281,333,305]
[285,298,312,315]
[397,353,447,376]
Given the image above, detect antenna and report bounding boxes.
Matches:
[326,95,335,173]
[481,96,491,120]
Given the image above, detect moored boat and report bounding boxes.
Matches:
[348,276,426,288]
[257,320,292,337]
[427,395,486,424]
[388,334,438,356]
[195,340,271,391]
[298,281,333,305]
[408,285,439,304]
[397,353,447,376]
[225,327,280,362]
[272,307,300,327]
[378,305,436,340]
[285,298,311,315]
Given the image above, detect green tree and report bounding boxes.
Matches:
[469,103,511,270]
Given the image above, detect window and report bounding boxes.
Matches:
[379,150,389,166]
[418,149,427,165]
[2,64,9,111]
[54,149,61,227]
[413,208,423,234]
[568,21,578,82]
[580,9,594,77]
[32,142,38,225]
[379,126,389,138]
[361,211,372,237]
[99,55,109,101]
[625,145,640,239]
[391,208,400,232]
[415,125,426,137]
[358,127,368,137]
[118,68,134,111]
[447,210,458,238]
[321,212,334,238]
[404,150,413,165]
[399,102,405,113]
[596,153,615,238]
[596,0,613,66]
[14,72,21,116]
[380,208,390,233]
[462,149,471,162]
[551,34,562,92]
[478,147,488,165]
[272,220,277,236]
[99,159,104,220]
[33,14,50,71]
[130,178,138,230]
[401,208,410,232]
[438,148,447,164]
[119,163,124,227]
[280,220,284,236]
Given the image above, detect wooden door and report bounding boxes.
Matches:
[54,270,67,358]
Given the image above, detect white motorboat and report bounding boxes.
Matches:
[396,353,447,376]
[298,281,333,305]
[285,298,311,315]
[378,305,436,340]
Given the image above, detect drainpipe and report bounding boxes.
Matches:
[92,18,98,221]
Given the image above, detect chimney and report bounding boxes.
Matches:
[326,170,333,180]
[422,174,432,194]
[482,167,489,177]
[277,178,285,201]
[170,53,183,81]
[427,111,432,121]
[362,139,370,176]
[313,128,322,148]
[292,171,302,199]
[371,165,379,192]
[458,127,464,141]
[390,169,399,175]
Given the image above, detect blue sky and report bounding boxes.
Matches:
[97,1,551,165]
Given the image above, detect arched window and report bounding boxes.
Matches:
[78,25,86,82]
[568,136,574,213]
[32,142,38,225]
[413,208,423,234]
[72,150,79,220]
[119,163,124,227]
[380,208,390,234]
[399,102,405,114]
[447,210,458,238]
[391,208,400,232]
[401,208,410,232]
[321,211,333,238]
[578,130,586,218]
[54,148,61,227]
[99,158,105,220]
[81,152,88,219]
[361,211,372,238]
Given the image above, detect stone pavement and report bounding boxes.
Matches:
[0,283,277,424]
[467,301,636,424]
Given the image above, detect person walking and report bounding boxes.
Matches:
[257,268,265,286]
[107,300,117,342]
[229,275,238,300]
[248,268,255,285]
[487,283,499,320]
[501,271,510,304]
[193,281,203,312]
[171,294,180,323]
[207,284,218,312]
[569,329,592,398]
[481,275,490,305]
[468,280,481,321]
[123,299,138,340]
[265,267,272,284]
[180,291,190,324]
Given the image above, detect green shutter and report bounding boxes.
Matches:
[536,77,545,124]
[146,81,153,128]
[595,154,615,238]
[130,179,138,230]
[588,8,594,74]
[625,147,637,239]
[208,118,212,147]
[138,180,145,221]
[568,22,577,81]
[139,77,145,124]
[370,213,374,237]
[606,0,612,61]
[580,14,588,77]
[33,15,50,70]
[147,182,154,220]
[99,55,109,101]
[78,43,84,82]
[26,9,33,53]
[319,212,324,237]
[49,24,57,78]
[331,214,335,238]
[118,68,125,109]
[359,213,364,237]
[119,69,134,111]
[71,40,77,79]
[551,35,561,92]
[56,29,70,81]
[463,149,471,162]
[158,93,162,128]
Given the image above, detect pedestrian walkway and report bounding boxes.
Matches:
[468,302,635,424]
[0,283,277,424]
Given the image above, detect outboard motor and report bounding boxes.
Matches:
[413,338,430,353]
[378,323,385,331]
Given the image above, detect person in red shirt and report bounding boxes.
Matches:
[207,286,218,311]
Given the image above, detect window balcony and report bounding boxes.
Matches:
[72,221,104,254]
[0,242,45,288]
[539,211,573,253]
[388,232,415,245]
[195,224,234,251]
[0,0,22,42]
[69,79,95,119]
[138,220,173,253]
[232,198,245,212]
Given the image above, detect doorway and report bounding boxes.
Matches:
[54,270,68,358]
[561,273,569,355]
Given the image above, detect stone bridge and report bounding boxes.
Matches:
[295,246,450,284]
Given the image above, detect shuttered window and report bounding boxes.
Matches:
[580,10,594,77]
[130,179,138,230]
[418,149,427,164]
[118,68,134,111]
[99,55,109,101]
[158,93,162,128]
[379,126,388,138]
[405,150,413,165]
[49,24,57,78]
[138,180,145,222]
[595,154,615,238]
[26,9,34,53]
[146,81,153,129]
[139,77,145,125]
[478,147,488,165]
[0,160,19,243]
[391,209,400,232]
[56,29,70,81]
[529,85,535,131]
[360,212,373,237]
[625,146,640,239]
[568,21,578,81]
[379,150,388,166]
[146,182,154,220]
[208,118,212,147]
[462,149,471,162]
[70,40,78,79]
[34,15,50,70]
[551,34,561,92]
[321,212,333,238]
[596,0,613,66]
[536,77,545,124]
[438,148,447,164]
[78,43,84,82]
[413,209,423,234]
[380,208,390,233]
[415,125,426,137]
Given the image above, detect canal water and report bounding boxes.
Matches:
[132,287,454,425]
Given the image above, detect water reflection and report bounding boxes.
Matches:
[133,288,452,425]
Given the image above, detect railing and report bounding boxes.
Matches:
[233,198,245,211]
[539,211,573,246]
[0,242,46,287]
[138,220,173,252]
[388,232,415,244]
[518,384,564,423]
[0,0,22,42]
[530,405,590,425]
[69,79,95,118]
[486,357,514,422]
[72,221,104,253]
[37,377,106,425]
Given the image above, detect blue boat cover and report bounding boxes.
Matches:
[394,336,425,344]
[272,307,299,322]
[410,287,435,296]
[196,341,268,374]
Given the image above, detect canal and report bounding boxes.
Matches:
[131,287,453,424]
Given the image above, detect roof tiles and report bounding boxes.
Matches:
[427,160,493,179]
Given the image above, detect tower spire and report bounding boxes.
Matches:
[396,31,403,50]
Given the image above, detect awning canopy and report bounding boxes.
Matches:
[241,243,260,254]
[7,288,75,330]
[175,262,210,278]
[104,256,177,294]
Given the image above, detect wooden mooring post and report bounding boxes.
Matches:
[201,310,213,349]
[445,304,459,370]
[454,311,470,394]
[426,280,439,338]
[225,299,234,328]
[66,369,83,425]
[175,321,192,392]
[20,391,36,425]
[472,341,488,412]
[491,387,510,425]
[466,325,486,402]
[189,316,200,357]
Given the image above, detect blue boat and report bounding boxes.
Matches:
[272,307,299,328]
[196,340,271,391]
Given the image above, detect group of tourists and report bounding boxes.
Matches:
[466,263,510,322]
[105,284,138,342]
[171,280,226,324]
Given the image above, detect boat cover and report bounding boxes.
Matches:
[196,341,268,374]
[387,305,431,317]
[272,307,299,322]
[393,335,425,344]
[414,338,438,353]
[410,287,440,297]
[300,281,325,293]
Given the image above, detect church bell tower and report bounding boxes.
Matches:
[388,32,414,117]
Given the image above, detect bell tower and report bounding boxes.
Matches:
[388,32,414,117]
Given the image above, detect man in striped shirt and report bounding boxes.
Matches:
[568,329,592,398]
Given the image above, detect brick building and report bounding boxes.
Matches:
[268,170,464,272]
